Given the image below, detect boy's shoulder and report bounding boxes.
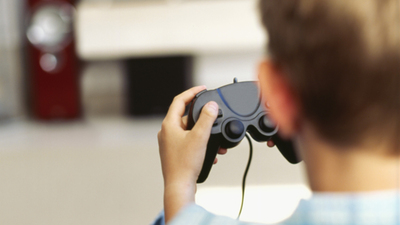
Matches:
[286,190,400,225]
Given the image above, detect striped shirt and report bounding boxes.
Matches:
[153,190,400,225]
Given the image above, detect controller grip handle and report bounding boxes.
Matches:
[197,135,220,183]
[271,134,301,164]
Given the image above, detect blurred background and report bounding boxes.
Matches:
[0,0,308,224]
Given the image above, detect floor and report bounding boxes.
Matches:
[0,117,308,225]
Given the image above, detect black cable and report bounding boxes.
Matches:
[237,134,253,220]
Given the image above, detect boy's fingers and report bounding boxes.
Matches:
[213,158,218,164]
[165,86,206,126]
[181,116,188,129]
[267,140,275,147]
[191,101,218,141]
[218,148,227,155]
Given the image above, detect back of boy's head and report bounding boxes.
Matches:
[259,0,400,153]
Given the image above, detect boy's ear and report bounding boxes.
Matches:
[257,60,300,138]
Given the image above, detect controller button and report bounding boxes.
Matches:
[218,109,223,118]
[259,115,276,133]
[225,120,244,139]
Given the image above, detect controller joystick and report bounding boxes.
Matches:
[225,120,245,139]
[187,80,301,183]
[259,115,275,133]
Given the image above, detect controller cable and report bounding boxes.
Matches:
[237,133,253,220]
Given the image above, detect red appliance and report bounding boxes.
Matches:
[26,0,80,119]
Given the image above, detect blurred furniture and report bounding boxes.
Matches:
[76,0,265,60]
[81,61,125,117]
[125,56,192,116]
[26,0,80,119]
[76,0,265,116]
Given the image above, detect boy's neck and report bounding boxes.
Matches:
[296,124,400,192]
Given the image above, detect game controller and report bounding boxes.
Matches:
[187,79,301,183]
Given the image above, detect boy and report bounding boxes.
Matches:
[156,0,400,224]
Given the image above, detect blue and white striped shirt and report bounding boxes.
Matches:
[153,190,400,225]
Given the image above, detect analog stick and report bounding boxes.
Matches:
[259,115,276,133]
[225,120,244,139]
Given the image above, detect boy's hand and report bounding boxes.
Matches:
[158,86,219,185]
[158,86,219,222]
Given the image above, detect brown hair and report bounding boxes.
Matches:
[259,0,399,151]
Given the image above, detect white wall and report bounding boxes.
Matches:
[194,51,264,89]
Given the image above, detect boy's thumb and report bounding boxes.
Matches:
[192,102,219,138]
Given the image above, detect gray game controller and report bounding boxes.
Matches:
[187,79,300,183]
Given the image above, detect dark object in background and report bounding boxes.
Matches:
[26,0,80,120]
[126,56,193,116]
